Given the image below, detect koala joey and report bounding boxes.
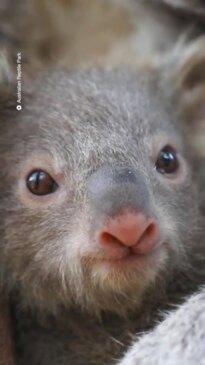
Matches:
[0,68,204,365]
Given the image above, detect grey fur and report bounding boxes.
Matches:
[118,286,205,365]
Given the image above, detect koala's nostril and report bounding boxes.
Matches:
[98,213,159,258]
[132,221,159,255]
[100,232,123,246]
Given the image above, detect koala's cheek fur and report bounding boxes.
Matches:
[0,203,166,315]
[0,180,196,316]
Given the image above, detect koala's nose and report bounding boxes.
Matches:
[87,165,159,258]
[87,165,150,217]
[97,212,159,258]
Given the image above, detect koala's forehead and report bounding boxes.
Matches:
[1,70,178,157]
[28,69,176,126]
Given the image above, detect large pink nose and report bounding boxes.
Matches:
[98,213,159,259]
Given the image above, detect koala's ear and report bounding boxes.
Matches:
[172,37,205,158]
[0,48,15,103]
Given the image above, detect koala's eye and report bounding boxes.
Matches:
[155,145,179,174]
[26,170,58,195]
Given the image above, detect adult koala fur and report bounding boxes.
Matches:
[119,287,205,365]
[0,64,204,364]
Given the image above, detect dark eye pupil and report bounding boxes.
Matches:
[26,170,58,195]
[156,146,179,174]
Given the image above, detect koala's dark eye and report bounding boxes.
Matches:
[155,145,179,174]
[26,170,58,195]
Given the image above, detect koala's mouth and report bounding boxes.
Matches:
[103,243,161,263]
[95,222,161,263]
[91,239,163,271]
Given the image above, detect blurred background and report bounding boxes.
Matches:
[0,0,204,72]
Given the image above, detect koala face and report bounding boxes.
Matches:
[0,69,198,316]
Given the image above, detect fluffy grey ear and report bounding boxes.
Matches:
[160,37,205,158]
[0,48,14,102]
[173,37,205,158]
[0,47,18,114]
